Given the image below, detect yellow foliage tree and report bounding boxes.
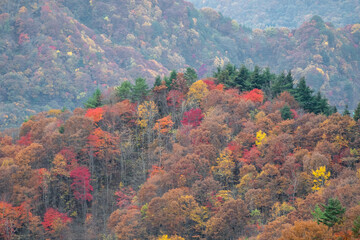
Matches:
[312,166,330,191]
[187,80,209,105]
[212,149,235,185]
[255,130,267,146]
[136,101,158,128]
[157,235,185,240]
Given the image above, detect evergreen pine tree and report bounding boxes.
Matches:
[250,65,263,89]
[313,92,330,115]
[234,65,250,91]
[352,216,360,237]
[280,104,293,120]
[84,88,102,109]
[164,76,172,88]
[214,63,237,87]
[312,198,346,228]
[169,70,177,81]
[343,104,350,116]
[271,72,286,96]
[132,78,149,102]
[354,102,360,121]
[154,76,162,88]
[184,67,198,84]
[116,81,133,100]
[294,77,315,112]
[261,67,273,91]
[284,70,294,92]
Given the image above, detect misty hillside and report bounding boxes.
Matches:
[0,0,360,129]
[188,0,360,29]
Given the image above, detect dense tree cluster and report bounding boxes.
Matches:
[0,0,360,128]
[214,64,336,115]
[1,67,360,239]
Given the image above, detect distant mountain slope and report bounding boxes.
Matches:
[0,0,360,128]
[188,0,360,29]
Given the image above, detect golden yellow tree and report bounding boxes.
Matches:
[187,80,209,105]
[212,149,235,185]
[255,130,267,146]
[312,166,330,191]
[136,101,158,128]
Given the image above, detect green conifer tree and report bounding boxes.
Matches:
[284,71,294,92]
[343,104,350,116]
[271,72,286,96]
[280,104,293,120]
[293,77,315,112]
[312,198,346,228]
[250,65,263,89]
[354,102,360,121]
[154,76,162,88]
[84,88,102,109]
[184,67,198,84]
[116,81,133,100]
[352,216,360,237]
[234,65,250,91]
[132,78,149,102]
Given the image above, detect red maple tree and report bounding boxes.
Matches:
[70,166,93,201]
[42,208,71,233]
[181,108,204,127]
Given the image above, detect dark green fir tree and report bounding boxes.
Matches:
[353,102,360,121]
[312,198,346,228]
[132,78,149,102]
[116,81,133,100]
[280,104,293,120]
[343,104,350,116]
[84,88,102,109]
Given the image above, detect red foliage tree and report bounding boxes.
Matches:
[167,90,185,108]
[241,89,264,103]
[17,132,32,146]
[115,186,136,209]
[59,148,77,169]
[18,33,29,45]
[181,108,204,127]
[42,208,71,233]
[70,166,93,201]
[85,107,104,123]
[203,79,224,91]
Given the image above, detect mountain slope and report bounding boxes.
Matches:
[0,0,360,128]
[188,0,360,29]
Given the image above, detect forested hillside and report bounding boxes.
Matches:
[0,0,360,130]
[1,67,360,239]
[188,0,360,28]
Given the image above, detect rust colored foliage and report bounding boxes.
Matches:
[167,90,185,107]
[70,166,93,201]
[241,89,264,103]
[87,127,118,157]
[42,208,71,233]
[181,108,204,127]
[85,107,104,123]
[154,115,174,134]
[0,202,41,240]
[148,165,165,178]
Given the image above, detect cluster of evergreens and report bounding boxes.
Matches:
[214,64,336,115]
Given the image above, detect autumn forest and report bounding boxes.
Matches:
[1,0,360,240]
